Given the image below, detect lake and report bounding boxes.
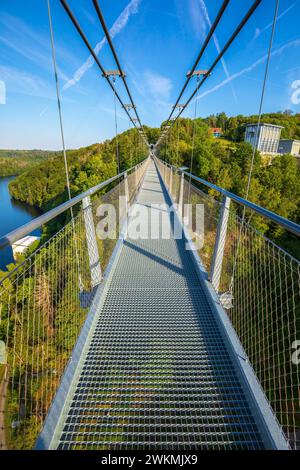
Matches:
[0,176,41,271]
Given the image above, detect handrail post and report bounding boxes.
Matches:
[124,171,129,211]
[137,163,141,187]
[169,167,173,195]
[135,164,138,187]
[178,171,185,215]
[210,196,231,292]
[166,164,170,189]
[82,196,102,288]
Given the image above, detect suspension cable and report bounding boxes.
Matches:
[59,0,148,148]
[92,0,145,134]
[176,120,180,167]
[128,118,133,169]
[229,0,279,293]
[167,0,230,124]
[155,0,263,148]
[111,76,122,201]
[244,0,279,201]
[134,127,139,165]
[48,0,71,203]
[112,77,120,176]
[188,76,200,205]
[164,133,168,164]
[47,0,83,290]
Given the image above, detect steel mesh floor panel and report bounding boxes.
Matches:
[56,163,264,450]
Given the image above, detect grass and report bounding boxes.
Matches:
[213,137,237,148]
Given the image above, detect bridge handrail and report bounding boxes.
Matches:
[155,155,300,449]
[0,158,149,249]
[154,156,300,236]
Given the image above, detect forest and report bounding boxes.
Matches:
[0,129,149,449]
[8,129,148,211]
[203,110,300,141]
[0,113,299,448]
[158,113,300,256]
[5,112,300,256]
[0,149,59,177]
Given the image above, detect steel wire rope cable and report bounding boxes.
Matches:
[187,75,201,206]
[111,76,121,198]
[92,0,147,141]
[228,0,280,294]
[135,127,138,166]
[164,131,168,164]
[155,0,263,148]
[176,119,180,167]
[128,117,133,169]
[47,0,83,294]
[59,0,148,147]
[165,0,230,127]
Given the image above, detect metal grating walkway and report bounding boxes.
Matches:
[55,162,265,450]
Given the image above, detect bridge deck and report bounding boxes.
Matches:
[55,162,264,450]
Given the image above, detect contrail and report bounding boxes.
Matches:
[195,38,300,102]
[63,0,140,91]
[254,0,299,39]
[198,0,238,103]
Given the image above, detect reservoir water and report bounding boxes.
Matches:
[0,176,41,271]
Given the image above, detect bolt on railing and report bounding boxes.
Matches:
[155,155,300,450]
[0,157,149,449]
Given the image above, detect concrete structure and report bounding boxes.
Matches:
[244,123,283,155]
[278,139,300,157]
[12,235,40,260]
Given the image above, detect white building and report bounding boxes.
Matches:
[244,123,283,155]
[278,139,300,157]
[12,235,40,260]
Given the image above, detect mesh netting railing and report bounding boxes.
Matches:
[216,208,300,450]
[156,157,300,450]
[0,158,149,449]
[155,159,221,273]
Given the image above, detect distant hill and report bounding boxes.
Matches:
[3,119,300,259]
[0,149,60,159]
[8,128,149,211]
[0,149,61,177]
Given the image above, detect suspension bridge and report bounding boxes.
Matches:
[0,0,299,451]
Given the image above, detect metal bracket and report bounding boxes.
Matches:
[186,69,210,78]
[102,70,126,78]
[172,104,186,110]
[123,104,136,110]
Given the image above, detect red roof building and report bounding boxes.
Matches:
[210,127,223,138]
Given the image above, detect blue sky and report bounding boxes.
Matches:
[0,0,300,150]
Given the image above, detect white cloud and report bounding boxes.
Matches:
[0,80,6,104]
[63,0,141,91]
[254,28,261,40]
[81,8,96,25]
[0,65,54,99]
[195,38,300,102]
[0,13,73,83]
[144,71,172,100]
[188,0,207,39]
